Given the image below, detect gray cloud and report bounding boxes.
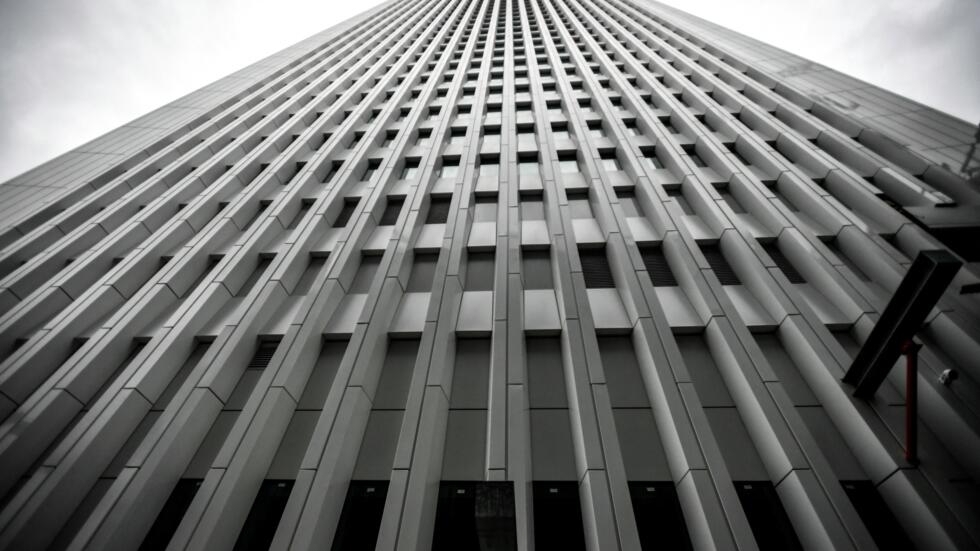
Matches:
[656,0,980,123]
[1,0,977,183]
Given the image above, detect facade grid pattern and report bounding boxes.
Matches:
[0,0,978,549]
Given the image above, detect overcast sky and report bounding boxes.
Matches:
[1,0,977,183]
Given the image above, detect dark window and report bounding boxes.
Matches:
[628,482,693,551]
[233,480,294,551]
[734,481,803,551]
[331,481,389,551]
[333,199,359,228]
[249,341,280,369]
[762,242,805,283]
[700,245,740,285]
[719,187,745,213]
[532,482,586,551]
[379,198,404,225]
[238,258,272,297]
[579,248,615,288]
[465,252,495,291]
[432,482,517,551]
[139,479,203,551]
[293,257,327,295]
[427,198,451,224]
[407,253,438,292]
[841,481,914,551]
[522,250,553,289]
[640,247,677,286]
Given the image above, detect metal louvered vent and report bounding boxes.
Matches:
[763,243,806,284]
[641,247,678,287]
[426,198,451,224]
[248,342,280,369]
[580,248,616,289]
[379,199,404,225]
[700,245,741,285]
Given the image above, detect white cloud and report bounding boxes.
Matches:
[1,0,977,183]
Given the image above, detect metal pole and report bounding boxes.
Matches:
[902,340,921,465]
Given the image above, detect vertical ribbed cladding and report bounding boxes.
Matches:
[0,0,978,549]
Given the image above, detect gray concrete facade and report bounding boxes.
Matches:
[0,0,978,549]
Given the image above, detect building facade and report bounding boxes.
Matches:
[0,0,978,549]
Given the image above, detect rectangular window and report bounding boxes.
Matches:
[519,160,540,176]
[333,198,359,228]
[640,247,677,287]
[520,196,545,220]
[840,481,914,551]
[379,198,404,225]
[629,482,693,551]
[478,162,499,179]
[233,480,294,551]
[293,257,327,295]
[719,187,746,213]
[440,162,459,178]
[532,482,586,551]
[473,197,496,222]
[331,481,389,551]
[139,479,203,551]
[567,193,592,219]
[601,157,622,171]
[762,242,805,283]
[465,252,495,291]
[407,253,438,292]
[237,258,272,297]
[426,198,451,224]
[579,248,615,288]
[522,250,553,289]
[401,161,419,179]
[666,188,694,215]
[616,189,642,217]
[350,255,381,293]
[734,481,803,551]
[558,158,579,174]
[700,244,740,285]
[432,482,517,551]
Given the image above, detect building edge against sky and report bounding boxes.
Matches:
[0,0,977,549]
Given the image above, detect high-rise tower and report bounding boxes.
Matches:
[0,0,978,549]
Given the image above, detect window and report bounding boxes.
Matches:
[601,156,622,171]
[629,482,693,551]
[616,189,642,217]
[333,198,360,228]
[719,187,745,213]
[427,197,451,224]
[520,196,545,220]
[522,250,553,289]
[479,161,499,179]
[558,158,579,174]
[666,187,694,215]
[640,246,677,286]
[331,482,389,551]
[233,480,294,550]
[568,192,591,219]
[734,482,803,551]
[700,244,740,285]
[417,129,432,145]
[579,248,615,288]
[465,252,495,291]
[379,198,404,226]
[519,159,540,177]
[762,242,805,283]
[401,160,420,179]
[440,161,459,178]
[407,253,438,291]
[532,482,586,551]
[552,124,570,139]
[473,196,496,222]
[361,160,380,181]
[140,479,203,550]
[432,482,517,551]
[350,255,381,292]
